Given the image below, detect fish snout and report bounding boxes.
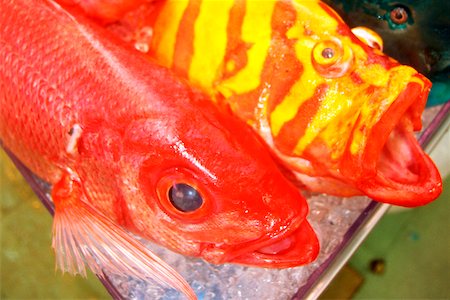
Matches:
[202,174,318,267]
[200,215,319,268]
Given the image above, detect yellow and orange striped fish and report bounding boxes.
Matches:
[146,0,442,207]
[60,0,442,207]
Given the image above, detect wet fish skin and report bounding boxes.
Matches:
[0,0,319,298]
[144,0,442,206]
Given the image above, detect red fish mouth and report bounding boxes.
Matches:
[230,220,319,268]
[201,218,319,268]
[356,78,442,206]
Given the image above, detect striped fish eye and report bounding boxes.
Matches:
[313,40,340,65]
[312,39,353,78]
[321,47,335,59]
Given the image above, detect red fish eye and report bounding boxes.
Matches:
[390,7,408,24]
[151,168,212,221]
[168,183,203,212]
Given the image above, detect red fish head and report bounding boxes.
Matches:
[121,98,318,267]
[270,1,442,206]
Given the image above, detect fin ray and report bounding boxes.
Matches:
[52,183,196,299]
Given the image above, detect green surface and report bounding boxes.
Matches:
[0,150,109,299]
[349,175,450,299]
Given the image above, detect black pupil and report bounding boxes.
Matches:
[322,47,334,59]
[168,183,203,212]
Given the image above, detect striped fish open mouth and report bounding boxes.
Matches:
[356,78,442,206]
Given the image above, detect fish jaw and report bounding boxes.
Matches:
[340,75,442,206]
[229,220,319,267]
[359,125,442,206]
[199,217,319,268]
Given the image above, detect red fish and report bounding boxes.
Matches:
[0,0,319,298]
[57,0,146,21]
[70,0,442,207]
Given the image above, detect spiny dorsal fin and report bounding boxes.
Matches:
[51,177,196,299]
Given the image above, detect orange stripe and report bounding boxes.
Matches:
[265,0,302,115]
[224,0,304,125]
[221,0,247,80]
[274,84,328,155]
[173,0,202,78]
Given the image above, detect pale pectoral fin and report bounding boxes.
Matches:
[51,174,196,299]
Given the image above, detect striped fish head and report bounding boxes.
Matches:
[123,98,318,267]
[266,1,441,206]
[147,0,441,206]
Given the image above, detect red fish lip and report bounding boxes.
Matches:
[230,220,319,268]
[356,77,442,206]
[201,217,319,268]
